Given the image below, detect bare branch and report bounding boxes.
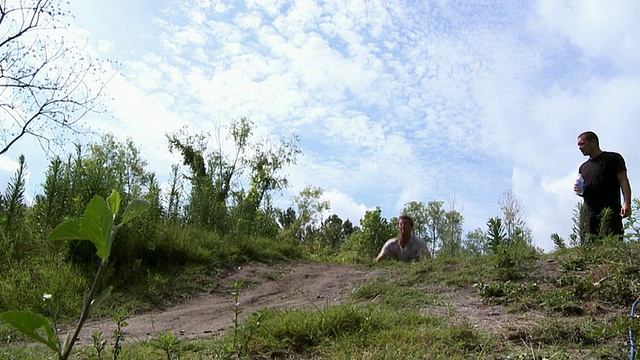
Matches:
[0,0,113,155]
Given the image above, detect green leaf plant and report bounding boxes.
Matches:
[0,190,149,360]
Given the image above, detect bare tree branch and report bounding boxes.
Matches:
[0,0,114,155]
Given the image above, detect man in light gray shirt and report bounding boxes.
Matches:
[375,214,428,262]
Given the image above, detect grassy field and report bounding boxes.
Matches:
[2,233,639,359]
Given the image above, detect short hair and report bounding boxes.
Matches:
[579,131,599,145]
[399,214,414,227]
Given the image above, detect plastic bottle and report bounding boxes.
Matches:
[575,173,584,196]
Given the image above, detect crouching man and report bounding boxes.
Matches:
[375,214,429,262]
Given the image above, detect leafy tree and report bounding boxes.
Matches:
[30,135,155,267]
[167,118,299,234]
[342,219,356,237]
[85,135,150,199]
[291,185,330,242]
[463,227,488,255]
[359,206,396,256]
[0,0,113,155]
[440,209,464,257]
[167,129,221,230]
[321,214,344,250]
[244,133,300,213]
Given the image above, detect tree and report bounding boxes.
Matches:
[167,118,299,233]
[359,206,396,256]
[0,0,113,155]
[425,200,445,256]
[401,201,429,240]
[463,228,488,255]
[342,219,356,237]
[321,214,344,250]
[498,189,532,246]
[1,154,27,234]
[244,133,300,212]
[440,209,464,257]
[292,185,329,242]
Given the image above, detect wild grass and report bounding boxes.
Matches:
[4,239,640,359]
[2,195,640,359]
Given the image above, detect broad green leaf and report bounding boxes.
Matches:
[0,311,60,354]
[48,219,83,241]
[91,286,113,309]
[119,199,150,226]
[80,196,114,260]
[107,190,120,215]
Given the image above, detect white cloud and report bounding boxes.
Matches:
[17,0,633,253]
[536,0,640,71]
[0,156,19,173]
[322,189,370,224]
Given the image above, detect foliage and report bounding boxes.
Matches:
[569,202,589,247]
[0,190,149,359]
[149,331,182,360]
[320,214,346,251]
[0,155,27,235]
[439,208,464,257]
[463,227,489,255]
[340,206,396,261]
[167,118,300,235]
[486,217,507,253]
[550,232,567,250]
[492,239,539,281]
[290,185,330,242]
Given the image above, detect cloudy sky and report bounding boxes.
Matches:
[2,0,640,251]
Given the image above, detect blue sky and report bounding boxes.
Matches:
[2,0,640,251]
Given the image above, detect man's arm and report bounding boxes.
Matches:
[375,239,392,262]
[618,170,632,218]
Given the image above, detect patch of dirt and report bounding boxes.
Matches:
[71,259,621,347]
[73,262,391,344]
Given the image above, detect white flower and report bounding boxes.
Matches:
[42,293,52,301]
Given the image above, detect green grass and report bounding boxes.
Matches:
[3,225,640,359]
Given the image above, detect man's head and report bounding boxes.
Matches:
[577,131,600,157]
[398,214,414,237]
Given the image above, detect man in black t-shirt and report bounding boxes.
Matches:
[574,131,632,237]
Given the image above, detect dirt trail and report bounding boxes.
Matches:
[71,261,530,346]
[73,262,391,344]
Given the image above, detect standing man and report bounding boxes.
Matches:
[575,131,632,237]
[376,214,428,262]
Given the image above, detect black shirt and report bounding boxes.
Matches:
[579,151,626,213]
